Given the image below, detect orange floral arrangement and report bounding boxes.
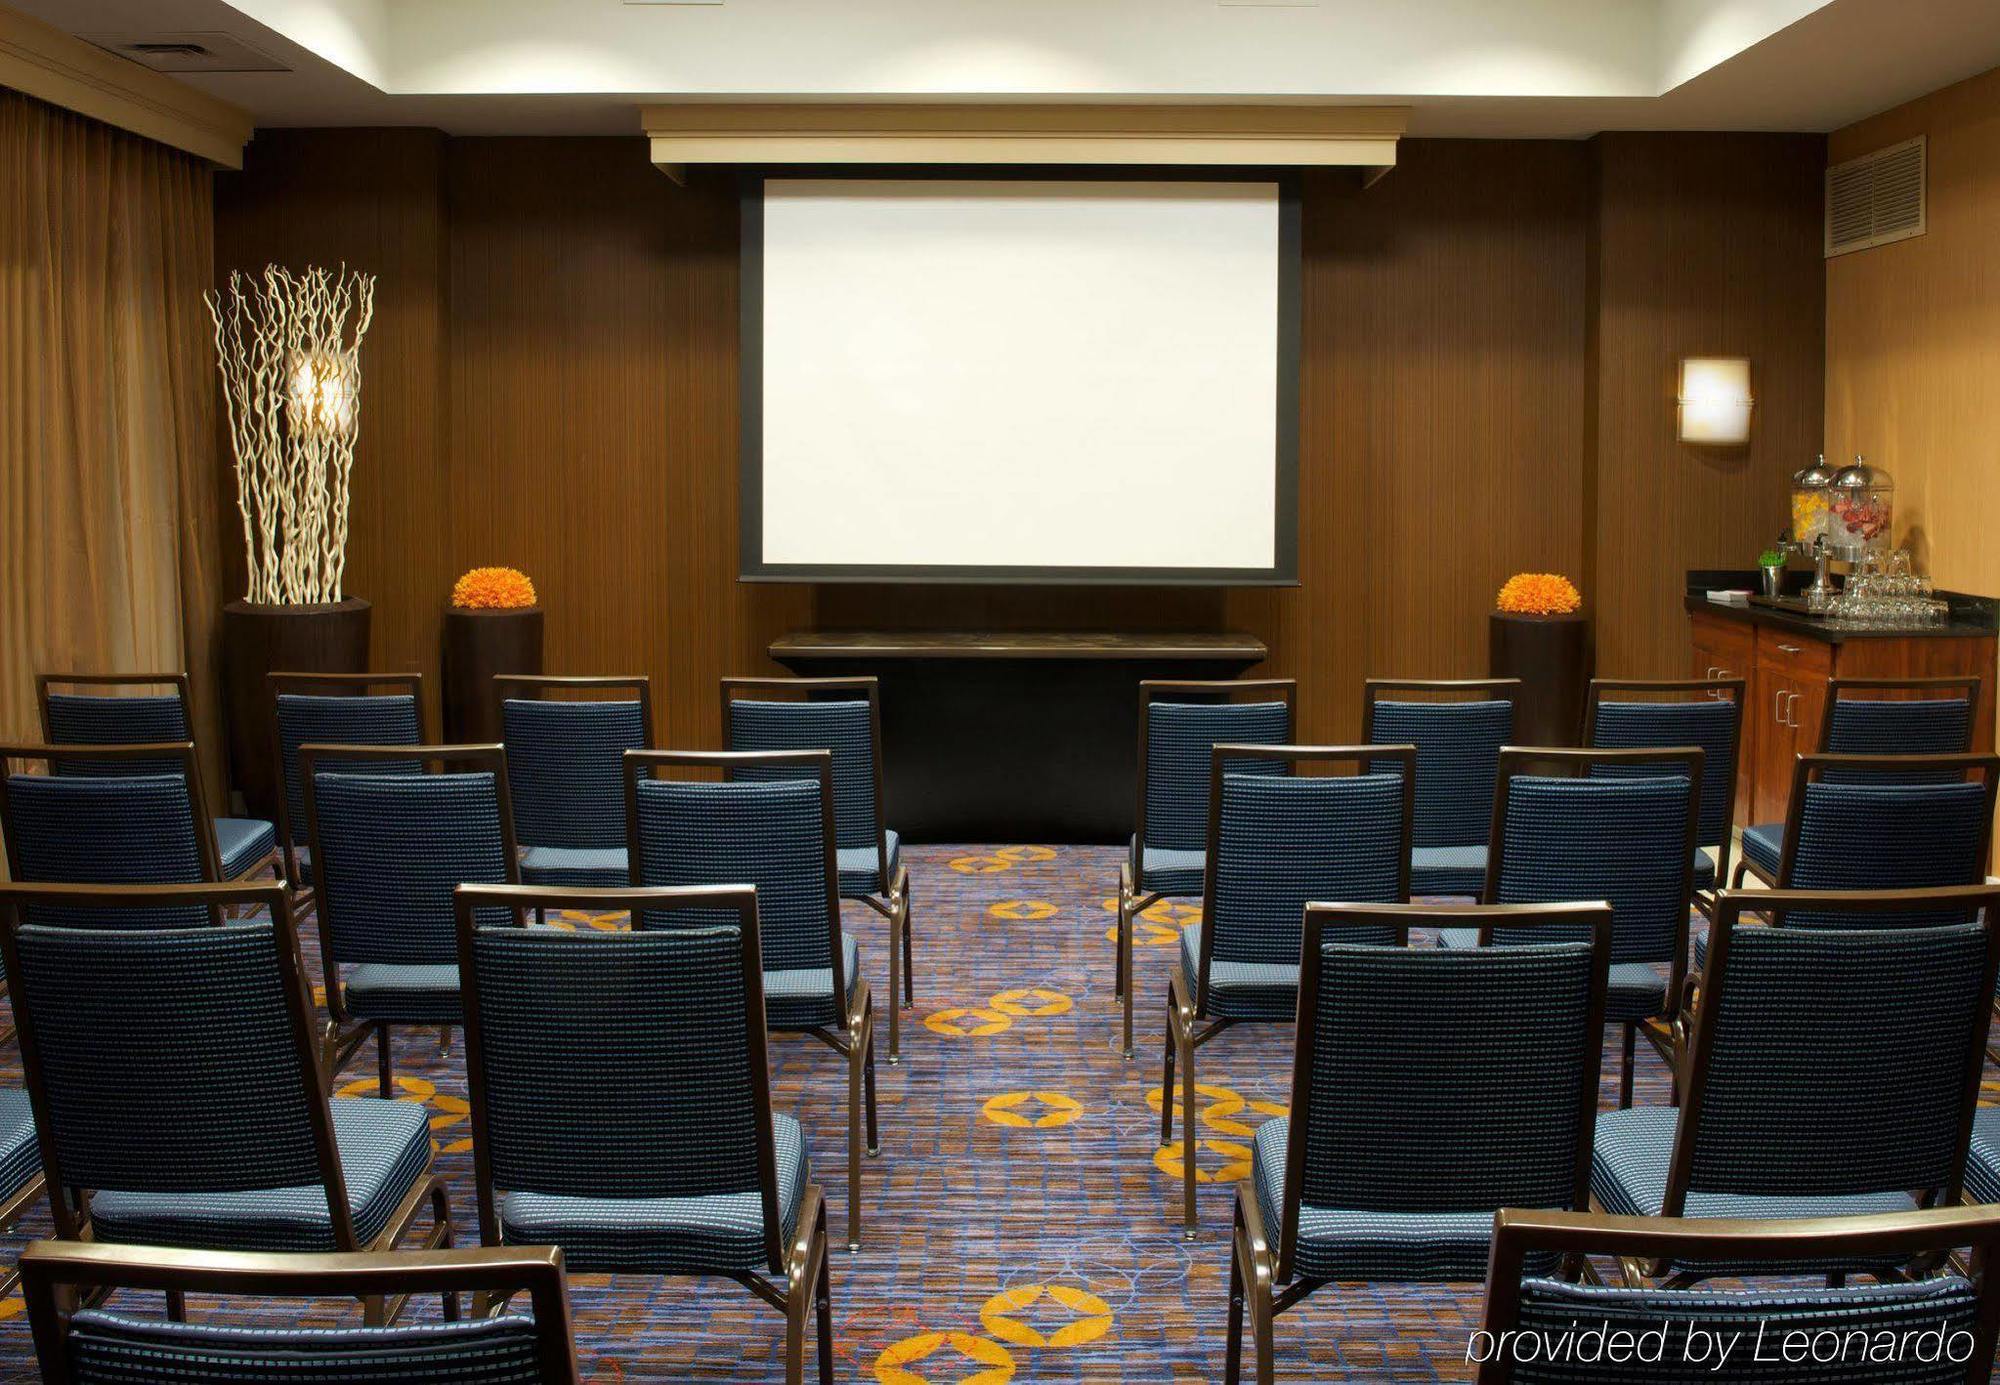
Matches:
[1496,572,1582,616]
[451,566,536,610]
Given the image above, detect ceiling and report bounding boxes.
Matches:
[16,0,2000,139]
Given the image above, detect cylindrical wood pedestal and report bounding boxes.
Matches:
[442,607,544,742]
[221,598,372,819]
[1489,612,1592,746]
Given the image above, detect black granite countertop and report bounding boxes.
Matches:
[1685,570,1999,642]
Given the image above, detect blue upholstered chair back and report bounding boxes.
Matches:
[1297,940,1599,1215]
[1208,771,1406,966]
[1588,700,1738,849]
[2,772,211,929]
[1142,700,1291,852]
[1690,921,1991,1201]
[727,699,879,852]
[630,776,833,974]
[467,924,766,1204]
[1504,1274,1982,1385]
[1492,774,1694,965]
[57,1311,550,1384]
[310,769,512,965]
[8,920,323,1195]
[275,693,422,837]
[1823,695,1973,783]
[502,698,647,850]
[1783,777,1991,928]
[1365,699,1513,848]
[43,693,190,777]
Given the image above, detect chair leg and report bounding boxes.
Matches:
[900,875,914,1008]
[1225,1205,1247,1385]
[785,1275,807,1385]
[885,904,901,1068]
[1159,991,1178,1147]
[377,1024,394,1098]
[846,1033,864,1253]
[1619,1023,1636,1109]
[1117,862,1134,1057]
[165,1290,186,1322]
[864,1022,881,1157]
[1180,1000,1199,1242]
[816,1226,835,1385]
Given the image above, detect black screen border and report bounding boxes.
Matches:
[738,167,1301,587]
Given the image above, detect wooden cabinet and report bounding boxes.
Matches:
[1689,605,1996,832]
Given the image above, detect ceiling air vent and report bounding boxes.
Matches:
[1825,135,1925,258]
[83,32,289,73]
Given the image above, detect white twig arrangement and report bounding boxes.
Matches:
[205,264,376,604]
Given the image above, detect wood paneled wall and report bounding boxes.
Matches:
[1590,133,1826,680]
[213,131,1824,754]
[1826,65,2000,644]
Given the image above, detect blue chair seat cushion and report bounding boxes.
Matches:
[1966,1108,2000,1205]
[1437,931,1667,1023]
[520,844,627,888]
[66,1308,544,1379]
[1178,924,1297,1022]
[765,932,863,1031]
[1251,1118,1500,1281]
[1410,844,1486,898]
[500,1112,810,1274]
[88,1097,433,1253]
[1740,822,1783,877]
[345,963,463,1024]
[1592,1106,1915,1274]
[0,1088,41,1205]
[837,828,900,897]
[214,817,277,880]
[1133,840,1204,898]
[1692,845,1717,890]
[286,842,313,888]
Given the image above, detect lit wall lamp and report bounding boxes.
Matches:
[1677,356,1753,445]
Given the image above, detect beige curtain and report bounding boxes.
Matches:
[0,89,226,805]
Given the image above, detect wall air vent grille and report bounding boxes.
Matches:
[1825,135,1925,258]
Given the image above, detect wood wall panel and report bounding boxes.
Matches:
[1233,143,1591,740]
[1590,133,1825,680]
[213,130,1824,765]
[1825,65,2000,642]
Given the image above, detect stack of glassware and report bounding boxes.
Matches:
[1827,549,1950,629]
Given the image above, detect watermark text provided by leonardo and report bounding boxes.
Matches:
[1466,1318,1975,1372]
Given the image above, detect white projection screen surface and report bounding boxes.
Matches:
[741,177,1299,583]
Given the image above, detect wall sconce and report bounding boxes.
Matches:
[1677,356,1753,445]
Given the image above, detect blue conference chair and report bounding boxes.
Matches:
[724,676,912,1062]
[0,742,223,932]
[270,672,428,901]
[1735,675,1980,887]
[457,882,832,1385]
[1592,886,2000,1285]
[0,880,451,1324]
[303,743,519,1095]
[626,748,877,1254]
[1362,678,1519,898]
[22,1242,584,1384]
[1475,1205,2000,1385]
[1584,677,1744,893]
[1162,744,1413,1239]
[1119,678,1296,1059]
[37,671,276,882]
[498,675,652,889]
[1695,750,2000,973]
[1440,747,1701,1109]
[1225,901,1610,1385]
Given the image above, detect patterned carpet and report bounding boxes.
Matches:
[0,844,1710,1382]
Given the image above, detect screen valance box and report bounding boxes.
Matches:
[738,171,1301,586]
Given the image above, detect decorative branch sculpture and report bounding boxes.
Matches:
[205,265,376,604]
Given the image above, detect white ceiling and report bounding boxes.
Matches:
[18,0,2000,139]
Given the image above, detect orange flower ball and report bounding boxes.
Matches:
[451,566,537,610]
[1496,572,1582,617]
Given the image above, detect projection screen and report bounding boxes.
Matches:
[740,175,1298,584]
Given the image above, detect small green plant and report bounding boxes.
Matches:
[1758,547,1787,568]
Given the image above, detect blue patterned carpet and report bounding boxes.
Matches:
[0,844,1693,1381]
